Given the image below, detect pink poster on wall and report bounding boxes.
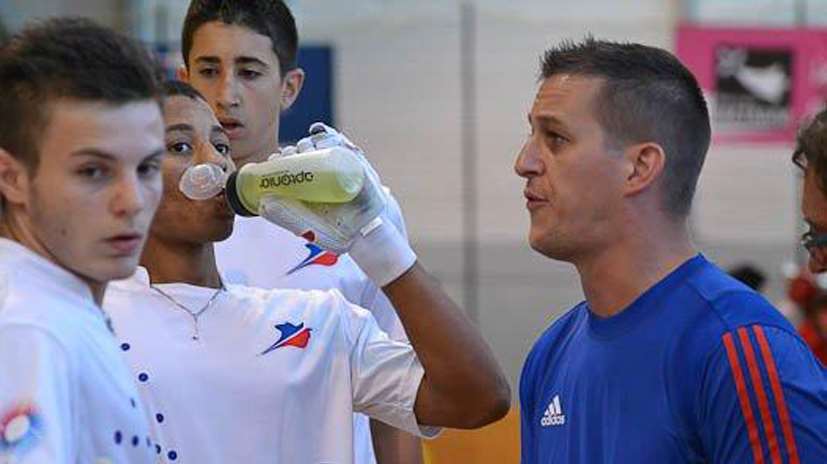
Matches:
[676,24,827,144]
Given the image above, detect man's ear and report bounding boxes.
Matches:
[623,142,666,197]
[0,149,31,207]
[176,64,189,82]
[280,68,305,111]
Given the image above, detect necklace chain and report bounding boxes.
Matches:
[150,283,225,341]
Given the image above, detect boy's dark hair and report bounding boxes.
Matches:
[181,0,298,76]
[163,80,207,101]
[0,17,162,171]
[540,37,711,218]
[793,109,827,191]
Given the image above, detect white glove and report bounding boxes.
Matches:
[259,123,417,287]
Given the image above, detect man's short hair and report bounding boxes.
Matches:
[163,80,208,101]
[540,37,711,218]
[181,0,299,76]
[0,17,162,171]
[793,109,827,191]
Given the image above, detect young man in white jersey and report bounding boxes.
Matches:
[176,1,420,460]
[103,81,510,463]
[0,18,165,463]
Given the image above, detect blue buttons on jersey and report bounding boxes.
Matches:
[138,373,149,382]
[120,343,130,351]
[114,430,122,444]
[155,413,164,423]
[168,450,178,460]
[131,436,139,447]
[155,444,161,454]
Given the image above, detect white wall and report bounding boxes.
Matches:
[297,0,681,243]
[1,0,122,31]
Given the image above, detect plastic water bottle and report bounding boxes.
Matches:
[224,146,365,216]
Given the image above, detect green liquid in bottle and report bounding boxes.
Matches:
[232,146,365,215]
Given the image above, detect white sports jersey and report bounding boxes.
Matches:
[215,192,410,463]
[0,239,154,464]
[104,268,437,464]
[215,193,409,342]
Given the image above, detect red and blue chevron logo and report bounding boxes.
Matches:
[259,322,312,356]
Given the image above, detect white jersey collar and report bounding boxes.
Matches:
[115,266,229,295]
[129,266,152,287]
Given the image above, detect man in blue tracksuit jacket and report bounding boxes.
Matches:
[514,37,826,463]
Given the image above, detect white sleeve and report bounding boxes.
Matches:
[357,188,409,342]
[0,325,74,463]
[382,187,409,239]
[340,299,440,439]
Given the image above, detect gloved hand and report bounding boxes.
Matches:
[259,123,417,287]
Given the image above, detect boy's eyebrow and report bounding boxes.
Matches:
[70,147,165,160]
[193,56,220,66]
[193,56,269,68]
[235,56,267,67]
[166,123,194,133]
[70,149,116,160]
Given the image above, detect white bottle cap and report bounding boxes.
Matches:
[179,163,227,200]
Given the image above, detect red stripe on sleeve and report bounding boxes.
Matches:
[738,327,782,464]
[753,325,801,464]
[723,332,765,464]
